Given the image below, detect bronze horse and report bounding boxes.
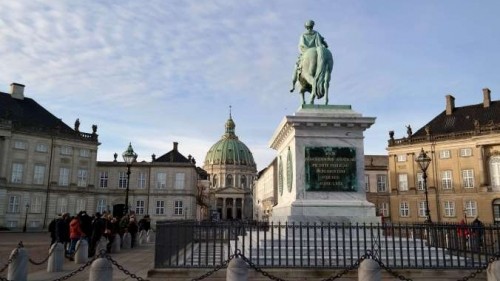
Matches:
[291,46,333,105]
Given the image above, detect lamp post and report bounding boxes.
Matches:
[23,203,29,232]
[416,148,432,223]
[122,143,137,216]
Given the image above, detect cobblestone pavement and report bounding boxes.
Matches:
[0,232,154,281]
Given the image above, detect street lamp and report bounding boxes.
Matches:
[415,148,432,223]
[122,143,137,216]
[23,203,29,232]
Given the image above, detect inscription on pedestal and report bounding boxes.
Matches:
[305,147,357,191]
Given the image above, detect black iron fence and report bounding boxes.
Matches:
[154,220,500,269]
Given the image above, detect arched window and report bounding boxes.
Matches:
[490,156,500,188]
[493,199,500,225]
[212,175,217,188]
[241,175,246,189]
[226,174,233,187]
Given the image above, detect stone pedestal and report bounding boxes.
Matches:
[269,105,379,224]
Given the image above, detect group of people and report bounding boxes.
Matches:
[49,211,151,258]
[457,217,485,251]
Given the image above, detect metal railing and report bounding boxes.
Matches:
[154,220,500,269]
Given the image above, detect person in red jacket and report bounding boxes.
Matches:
[69,216,84,256]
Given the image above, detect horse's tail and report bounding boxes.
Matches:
[314,46,332,100]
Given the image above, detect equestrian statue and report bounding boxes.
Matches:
[290,20,333,105]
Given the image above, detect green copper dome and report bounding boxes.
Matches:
[204,115,256,167]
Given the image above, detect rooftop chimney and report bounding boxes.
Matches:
[173,142,178,152]
[10,83,25,100]
[445,95,455,115]
[483,88,491,108]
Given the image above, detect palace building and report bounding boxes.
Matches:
[0,82,207,229]
[387,88,500,224]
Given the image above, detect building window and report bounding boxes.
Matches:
[439,150,451,159]
[460,148,472,157]
[444,201,455,217]
[60,146,72,155]
[226,174,233,187]
[29,221,41,228]
[30,196,42,213]
[77,169,88,187]
[441,170,453,189]
[79,149,90,158]
[8,196,20,213]
[14,140,27,150]
[35,143,48,152]
[464,200,477,218]
[137,172,146,189]
[156,172,166,189]
[364,174,370,192]
[175,173,185,189]
[99,172,108,188]
[33,164,45,185]
[136,200,145,215]
[399,201,410,217]
[174,200,183,215]
[11,163,24,183]
[418,201,426,218]
[377,202,389,217]
[155,200,165,215]
[96,199,106,213]
[241,175,247,188]
[416,172,424,191]
[58,168,70,186]
[376,175,387,192]
[7,221,18,228]
[57,197,68,214]
[398,174,408,191]
[76,199,86,213]
[397,155,407,162]
[491,157,500,187]
[118,172,127,189]
[462,169,474,189]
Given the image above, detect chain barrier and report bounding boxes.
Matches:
[0,242,23,273]
[104,250,149,281]
[50,252,97,281]
[191,253,236,281]
[456,252,500,281]
[28,242,58,265]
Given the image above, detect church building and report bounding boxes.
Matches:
[203,112,257,220]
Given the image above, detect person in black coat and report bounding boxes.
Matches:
[89,212,106,257]
[55,213,70,253]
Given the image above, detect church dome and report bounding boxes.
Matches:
[204,115,256,167]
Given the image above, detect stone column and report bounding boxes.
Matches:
[74,239,89,264]
[487,260,500,281]
[89,257,113,281]
[7,247,28,281]
[47,242,64,272]
[122,232,132,249]
[358,259,381,281]
[111,234,121,253]
[222,197,227,220]
[226,256,248,281]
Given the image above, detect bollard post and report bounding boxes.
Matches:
[111,234,121,253]
[146,229,155,243]
[47,242,64,272]
[487,260,500,281]
[138,230,146,246]
[95,237,108,255]
[226,256,248,281]
[7,246,28,281]
[75,239,89,264]
[122,232,132,249]
[89,257,113,281]
[358,258,381,281]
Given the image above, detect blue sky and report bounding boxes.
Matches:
[1,1,500,170]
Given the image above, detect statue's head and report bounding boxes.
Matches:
[305,20,315,29]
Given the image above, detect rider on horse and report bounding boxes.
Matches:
[291,20,329,92]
